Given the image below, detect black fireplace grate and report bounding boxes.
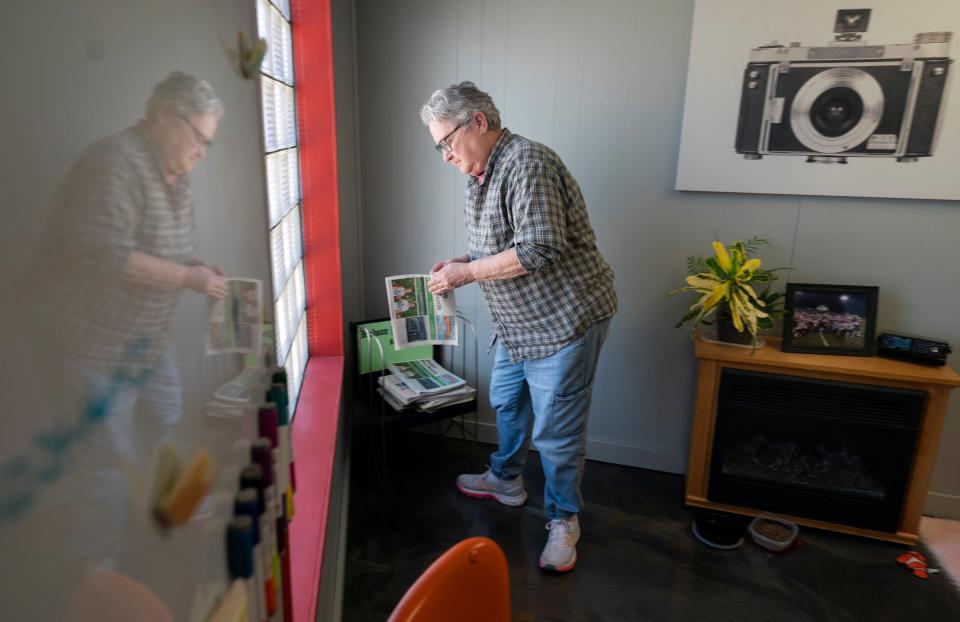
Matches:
[720,372,924,428]
[709,369,924,532]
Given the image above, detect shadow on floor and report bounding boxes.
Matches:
[343,428,960,622]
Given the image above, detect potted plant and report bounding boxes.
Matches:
[669,237,786,348]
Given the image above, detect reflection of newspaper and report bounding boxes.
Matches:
[385,274,458,349]
[387,359,466,396]
[207,278,263,355]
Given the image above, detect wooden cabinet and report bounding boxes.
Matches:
[686,334,960,544]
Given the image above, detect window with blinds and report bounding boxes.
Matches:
[256,0,308,412]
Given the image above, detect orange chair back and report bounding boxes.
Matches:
[387,536,511,622]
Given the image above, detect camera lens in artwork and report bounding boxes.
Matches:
[732,12,952,164]
[789,67,884,154]
[810,87,864,136]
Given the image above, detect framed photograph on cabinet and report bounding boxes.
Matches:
[781,283,879,356]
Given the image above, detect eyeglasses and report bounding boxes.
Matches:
[434,120,470,154]
[179,114,214,150]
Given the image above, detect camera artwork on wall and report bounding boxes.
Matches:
[734,9,953,164]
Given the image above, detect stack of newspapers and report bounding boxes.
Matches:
[377,359,476,413]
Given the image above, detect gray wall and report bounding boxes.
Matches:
[334,0,365,360]
[344,0,960,519]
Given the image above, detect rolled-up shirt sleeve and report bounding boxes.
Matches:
[508,161,566,272]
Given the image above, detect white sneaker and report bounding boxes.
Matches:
[539,514,580,573]
[456,469,528,507]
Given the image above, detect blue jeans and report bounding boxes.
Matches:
[69,346,183,466]
[67,346,183,563]
[488,318,610,520]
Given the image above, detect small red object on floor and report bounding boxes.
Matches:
[897,550,932,579]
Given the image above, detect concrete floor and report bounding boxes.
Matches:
[343,429,960,621]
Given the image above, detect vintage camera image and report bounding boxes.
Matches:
[789,289,870,348]
[676,1,960,199]
[734,20,952,164]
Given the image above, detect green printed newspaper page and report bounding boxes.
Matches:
[385,274,459,349]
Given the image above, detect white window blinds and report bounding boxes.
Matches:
[256,0,306,410]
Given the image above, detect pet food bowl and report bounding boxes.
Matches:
[692,511,745,549]
[748,514,798,552]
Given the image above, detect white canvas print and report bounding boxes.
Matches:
[676,1,960,200]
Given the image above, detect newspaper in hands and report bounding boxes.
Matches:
[207,278,263,355]
[385,274,458,350]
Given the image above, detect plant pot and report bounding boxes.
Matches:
[716,315,754,345]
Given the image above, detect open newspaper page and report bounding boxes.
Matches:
[385,274,458,349]
[207,278,263,355]
[387,359,466,396]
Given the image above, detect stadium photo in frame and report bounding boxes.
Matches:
[781,283,879,356]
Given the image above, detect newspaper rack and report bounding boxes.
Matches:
[355,312,479,467]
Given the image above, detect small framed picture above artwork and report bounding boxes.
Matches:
[781,284,879,356]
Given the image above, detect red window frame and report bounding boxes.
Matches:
[293,0,343,358]
[287,0,344,619]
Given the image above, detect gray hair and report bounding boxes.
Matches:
[146,71,224,121]
[420,81,501,130]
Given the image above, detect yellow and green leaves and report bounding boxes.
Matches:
[669,238,784,345]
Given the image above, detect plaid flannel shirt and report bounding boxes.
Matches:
[466,129,617,363]
[35,121,198,372]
